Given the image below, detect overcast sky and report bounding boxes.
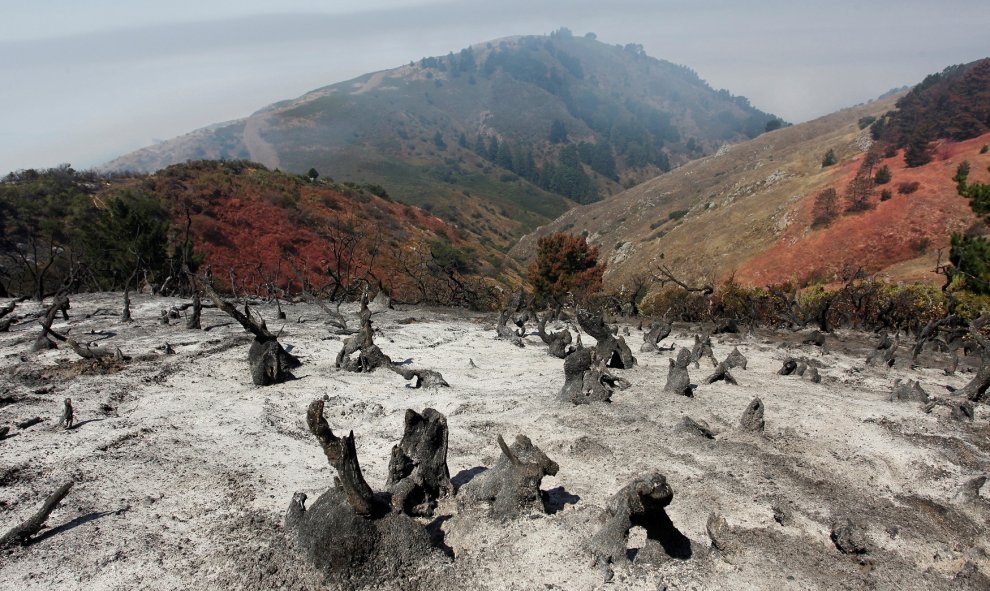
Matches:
[2,0,988,174]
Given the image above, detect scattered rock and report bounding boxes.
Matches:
[830,518,869,554]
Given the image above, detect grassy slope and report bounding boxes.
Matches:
[514,94,988,290]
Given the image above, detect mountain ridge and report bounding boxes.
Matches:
[512,58,990,293]
[102,31,780,248]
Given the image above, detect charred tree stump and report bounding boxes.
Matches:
[577,308,636,369]
[186,291,202,330]
[0,481,74,547]
[198,277,299,385]
[537,313,573,358]
[120,289,131,322]
[385,408,453,516]
[690,334,717,369]
[306,399,375,516]
[956,316,990,403]
[911,314,957,365]
[740,398,765,432]
[558,349,629,404]
[867,334,898,368]
[560,348,593,403]
[778,358,800,376]
[725,346,748,370]
[460,434,559,519]
[640,320,672,353]
[705,361,737,385]
[891,379,929,403]
[337,293,448,387]
[589,472,691,566]
[121,272,136,322]
[803,330,826,347]
[496,310,526,347]
[58,398,74,430]
[287,401,448,588]
[664,348,694,396]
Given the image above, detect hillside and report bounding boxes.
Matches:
[0,161,508,307]
[513,65,990,292]
[103,30,779,249]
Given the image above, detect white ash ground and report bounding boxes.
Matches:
[0,293,988,590]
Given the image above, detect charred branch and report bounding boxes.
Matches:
[306,399,375,516]
[0,481,74,548]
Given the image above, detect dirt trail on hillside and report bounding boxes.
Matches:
[242,112,280,169]
[0,294,987,590]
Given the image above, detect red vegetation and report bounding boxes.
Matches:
[527,232,605,302]
[736,133,990,286]
[138,161,486,300]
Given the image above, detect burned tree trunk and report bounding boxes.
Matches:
[640,319,672,353]
[589,472,691,566]
[385,408,453,516]
[739,398,765,432]
[577,308,635,369]
[31,295,68,352]
[186,291,202,330]
[120,288,131,322]
[64,337,126,361]
[956,316,990,403]
[0,481,74,547]
[911,314,957,365]
[306,399,375,516]
[664,348,694,397]
[197,277,299,386]
[459,434,559,520]
[537,313,573,358]
[690,333,717,369]
[58,398,74,430]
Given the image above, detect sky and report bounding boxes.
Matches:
[2,0,988,174]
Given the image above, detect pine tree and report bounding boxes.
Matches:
[811,187,839,227]
[821,149,837,167]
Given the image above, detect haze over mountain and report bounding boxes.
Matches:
[6,1,990,174]
[104,32,778,248]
